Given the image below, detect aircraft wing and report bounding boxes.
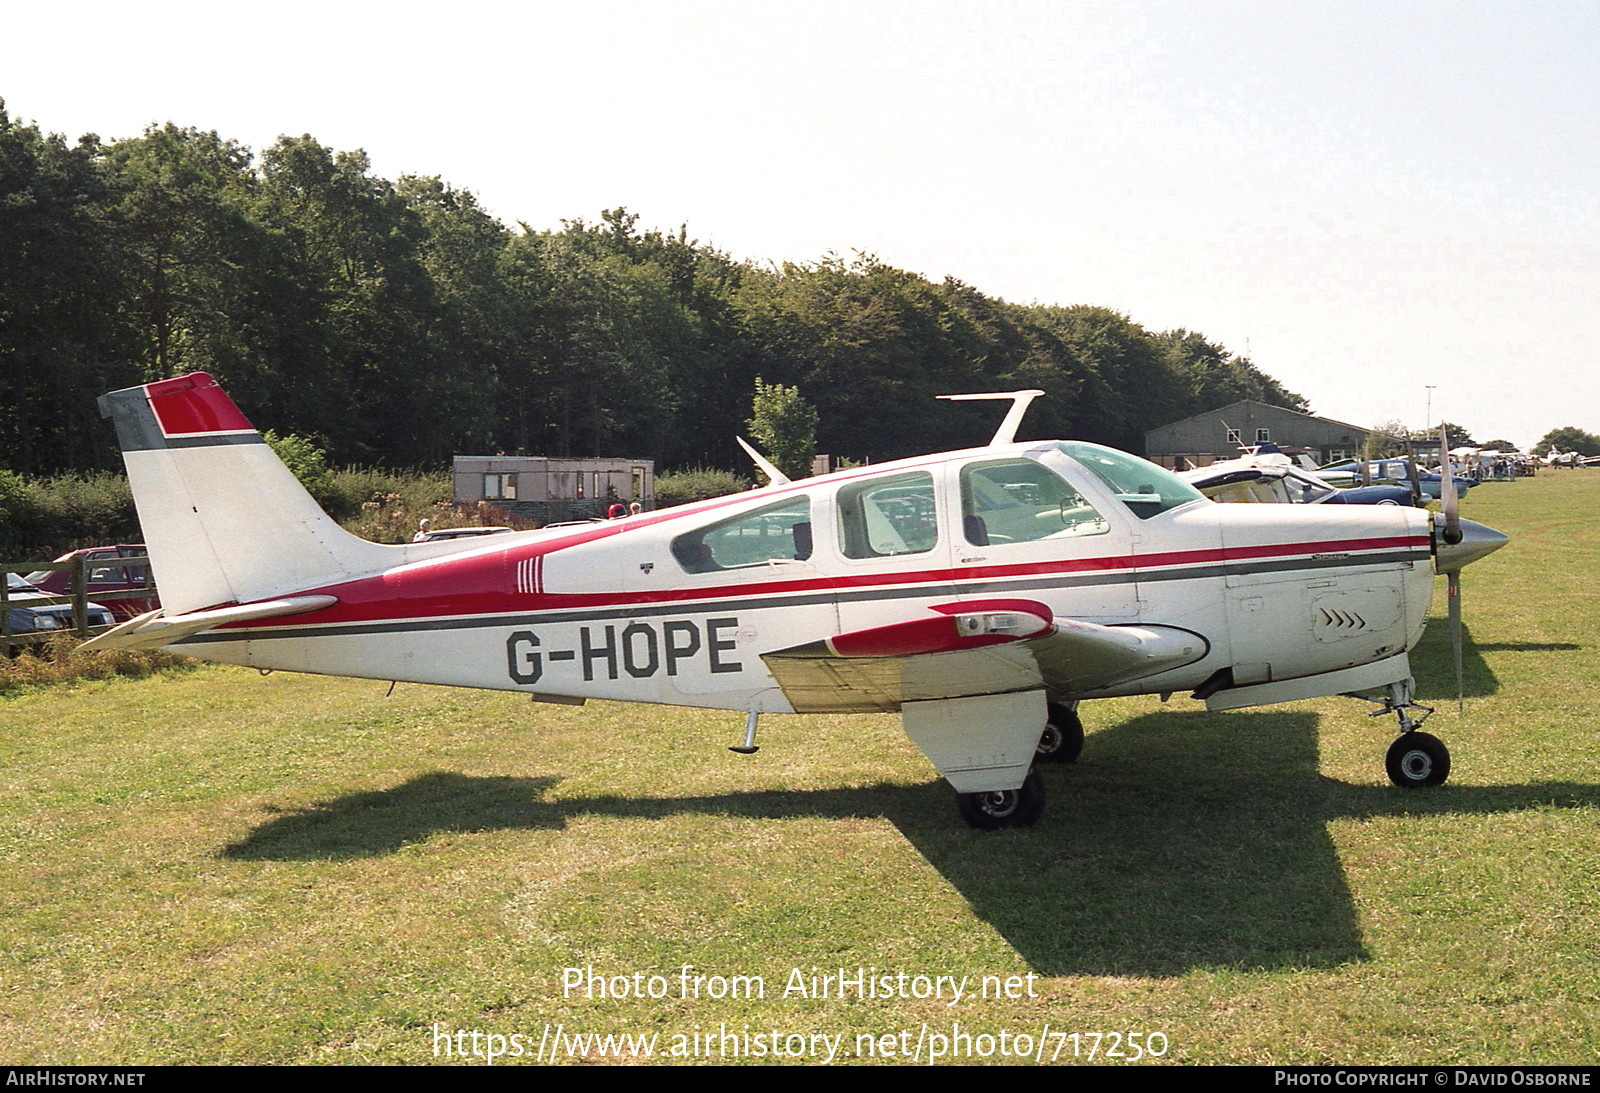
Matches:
[761,599,1207,713]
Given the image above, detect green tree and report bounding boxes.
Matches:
[0,471,42,556]
[255,135,437,462]
[1159,329,1310,417]
[0,103,136,474]
[1361,419,1412,459]
[262,429,332,503]
[747,378,818,482]
[1534,427,1600,456]
[102,125,264,383]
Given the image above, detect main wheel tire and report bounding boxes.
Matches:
[956,769,1045,829]
[1385,731,1451,788]
[1036,703,1084,763]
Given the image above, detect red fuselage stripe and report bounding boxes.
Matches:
[224,533,1430,631]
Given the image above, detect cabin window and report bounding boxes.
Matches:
[960,459,1109,543]
[671,496,813,573]
[837,472,938,558]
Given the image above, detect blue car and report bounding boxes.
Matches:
[4,573,116,637]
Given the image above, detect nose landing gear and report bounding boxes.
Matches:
[1353,678,1450,789]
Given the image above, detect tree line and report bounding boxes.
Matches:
[2,104,1311,477]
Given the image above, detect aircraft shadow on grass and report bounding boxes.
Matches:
[1407,619,1584,701]
[1410,620,1499,699]
[220,709,1600,978]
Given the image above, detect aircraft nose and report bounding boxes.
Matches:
[1434,518,1509,574]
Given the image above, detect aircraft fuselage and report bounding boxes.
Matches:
[180,442,1433,713]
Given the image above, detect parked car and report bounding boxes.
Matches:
[3,573,116,637]
[26,545,160,622]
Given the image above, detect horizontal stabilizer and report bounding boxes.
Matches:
[79,595,338,653]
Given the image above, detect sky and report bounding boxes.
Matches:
[4,0,1596,450]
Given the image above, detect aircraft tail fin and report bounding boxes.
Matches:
[99,373,394,615]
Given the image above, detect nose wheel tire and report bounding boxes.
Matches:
[1036,703,1084,764]
[1385,731,1451,788]
[956,769,1045,829]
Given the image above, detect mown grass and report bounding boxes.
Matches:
[0,472,1595,1065]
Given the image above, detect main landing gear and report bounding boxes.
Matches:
[1356,679,1451,789]
[956,769,1046,830]
[1034,701,1084,764]
[953,703,1081,829]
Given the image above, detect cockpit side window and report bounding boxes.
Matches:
[671,496,813,573]
[960,459,1109,544]
[837,471,938,559]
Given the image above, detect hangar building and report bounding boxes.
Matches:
[1144,400,1374,469]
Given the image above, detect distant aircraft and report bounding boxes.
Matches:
[1541,449,1599,468]
[89,377,1507,828]
[1179,445,1415,506]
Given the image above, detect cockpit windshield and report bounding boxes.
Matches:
[1053,442,1205,520]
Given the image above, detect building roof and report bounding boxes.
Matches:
[1144,399,1375,441]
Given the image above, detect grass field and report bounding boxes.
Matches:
[2,472,1597,1065]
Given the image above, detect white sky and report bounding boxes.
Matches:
[5,0,1596,449]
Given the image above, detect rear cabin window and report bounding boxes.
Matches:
[960,459,1109,544]
[837,472,938,559]
[671,496,813,573]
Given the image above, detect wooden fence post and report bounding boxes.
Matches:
[70,556,88,638]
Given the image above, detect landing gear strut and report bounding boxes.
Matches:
[1355,678,1451,789]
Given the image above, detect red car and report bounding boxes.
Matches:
[27,545,160,622]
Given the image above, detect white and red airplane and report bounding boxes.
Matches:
[88,376,1507,828]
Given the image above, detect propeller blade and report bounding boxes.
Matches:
[1448,570,1463,713]
[1404,438,1424,505]
[1438,425,1461,544]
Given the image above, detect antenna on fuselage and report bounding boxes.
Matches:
[936,389,1045,447]
[735,435,792,486]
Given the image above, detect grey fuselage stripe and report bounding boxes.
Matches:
[176,548,1427,646]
